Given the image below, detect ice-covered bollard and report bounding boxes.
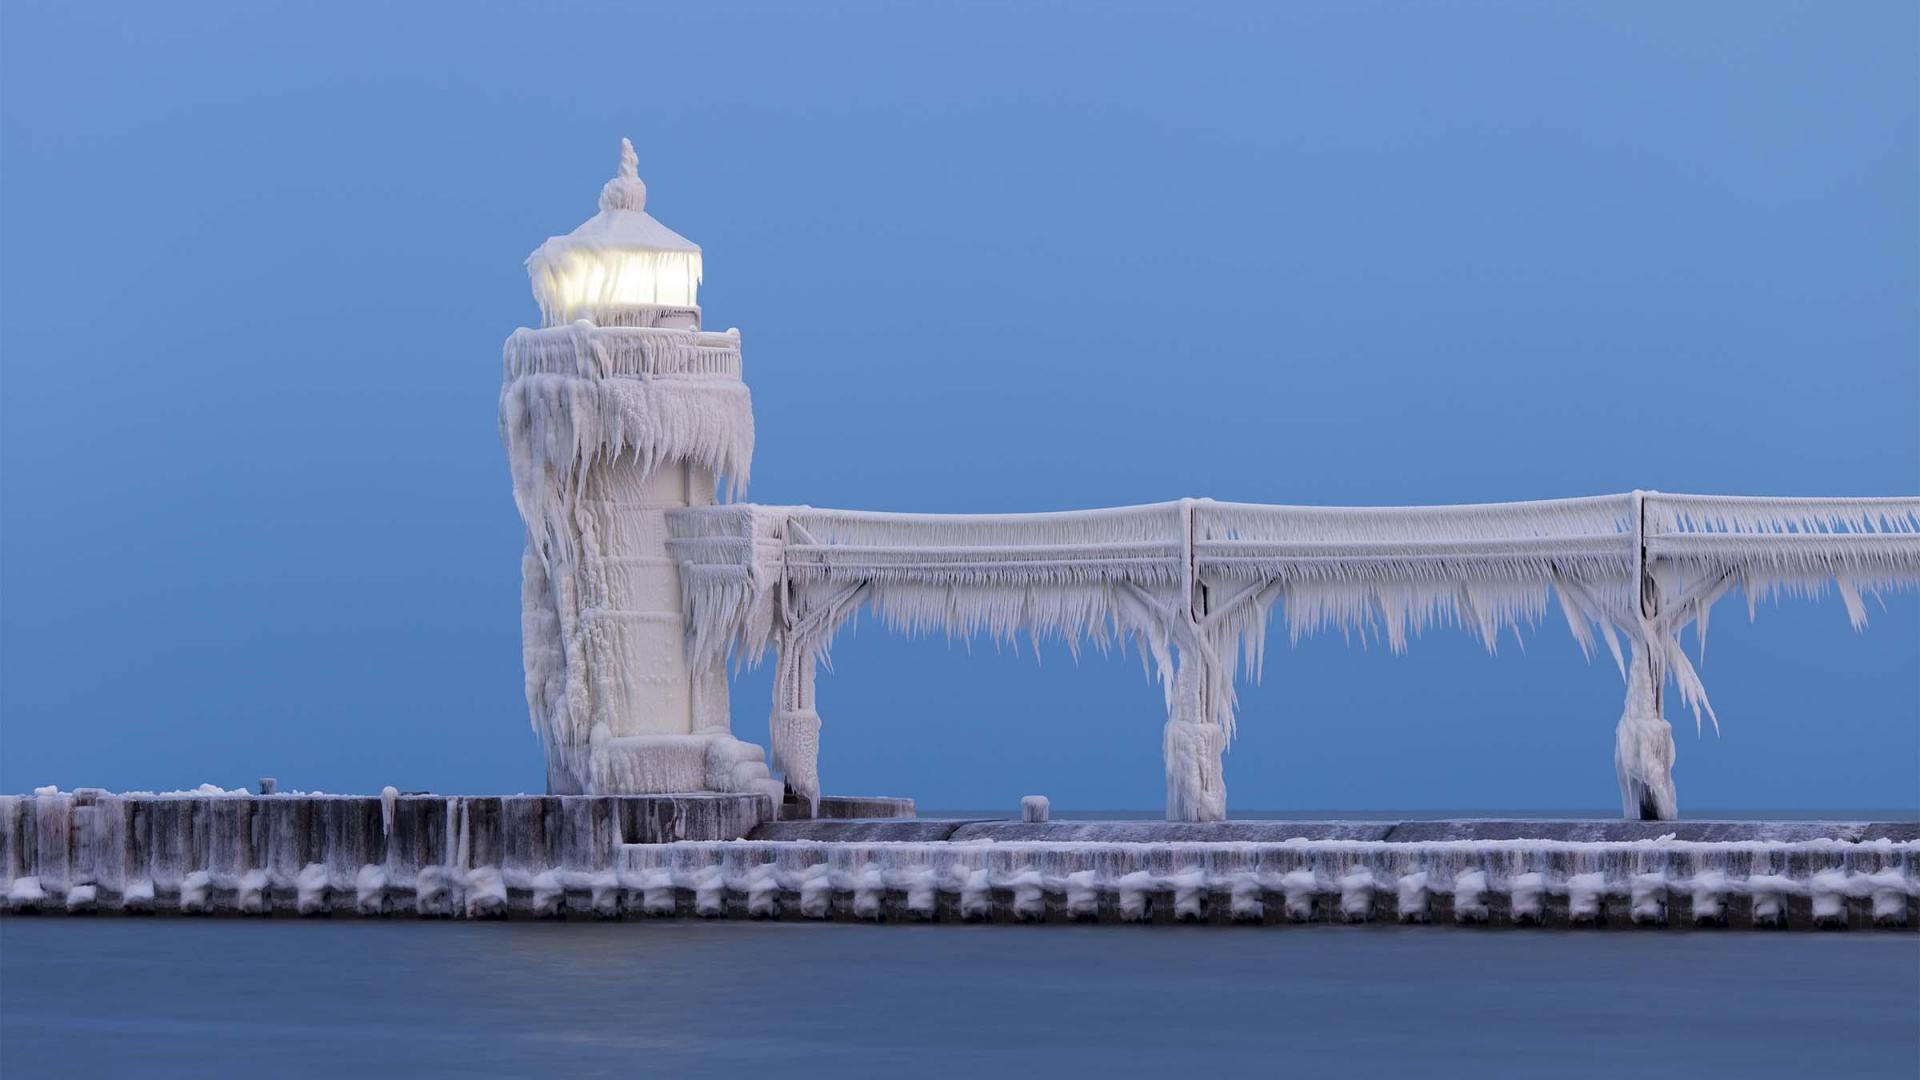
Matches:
[1690,872,1729,926]
[1008,869,1048,920]
[852,862,888,920]
[1066,870,1102,920]
[1749,877,1792,927]
[355,865,388,916]
[589,872,621,919]
[1116,871,1156,922]
[1809,870,1850,927]
[1567,872,1608,924]
[181,870,215,914]
[1396,872,1431,924]
[800,864,835,919]
[902,868,939,919]
[258,777,277,795]
[746,865,784,918]
[1509,872,1547,925]
[1339,868,1376,922]
[1230,876,1265,922]
[1282,870,1319,922]
[1865,871,1908,927]
[238,869,271,915]
[692,867,728,918]
[1021,796,1050,823]
[1169,867,1208,921]
[640,870,678,917]
[1629,873,1668,925]
[1452,871,1490,924]
[415,867,454,917]
[7,877,47,913]
[296,864,331,915]
[958,869,993,920]
[466,868,508,918]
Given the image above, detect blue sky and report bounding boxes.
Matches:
[3,1,1914,810]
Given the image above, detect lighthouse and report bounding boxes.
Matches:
[500,139,781,801]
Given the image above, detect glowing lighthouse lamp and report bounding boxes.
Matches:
[527,139,704,327]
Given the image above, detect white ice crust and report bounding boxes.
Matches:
[504,142,1919,820]
[669,494,1919,819]
[620,836,1917,926]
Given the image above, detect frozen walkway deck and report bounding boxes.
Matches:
[749,818,1920,844]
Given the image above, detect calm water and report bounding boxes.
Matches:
[3,919,1914,1078]
[931,808,1920,821]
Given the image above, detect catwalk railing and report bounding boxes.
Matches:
[666,493,1920,821]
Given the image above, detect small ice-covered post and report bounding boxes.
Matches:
[501,138,776,798]
[1616,491,1678,820]
[1021,795,1050,823]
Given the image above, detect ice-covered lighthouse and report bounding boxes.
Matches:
[499,139,1919,821]
[499,139,781,801]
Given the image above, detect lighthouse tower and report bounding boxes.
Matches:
[500,139,781,800]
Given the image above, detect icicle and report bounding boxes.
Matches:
[501,320,755,789]
[656,490,1918,817]
[1615,644,1678,821]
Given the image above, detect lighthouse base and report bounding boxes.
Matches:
[546,734,785,801]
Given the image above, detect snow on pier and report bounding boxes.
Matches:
[3,789,1910,928]
[625,832,1917,929]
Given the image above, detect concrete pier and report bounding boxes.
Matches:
[3,793,1910,928]
[656,820,1917,930]
[0,791,907,917]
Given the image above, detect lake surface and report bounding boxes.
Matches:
[931,807,1920,821]
[3,919,1914,1078]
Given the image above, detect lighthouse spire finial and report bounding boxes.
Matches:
[600,137,648,212]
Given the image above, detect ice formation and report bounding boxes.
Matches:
[0,790,771,919]
[621,835,1918,928]
[669,494,1920,820]
[500,141,1918,822]
[6,790,1911,926]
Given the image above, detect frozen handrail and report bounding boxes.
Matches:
[666,492,1919,822]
